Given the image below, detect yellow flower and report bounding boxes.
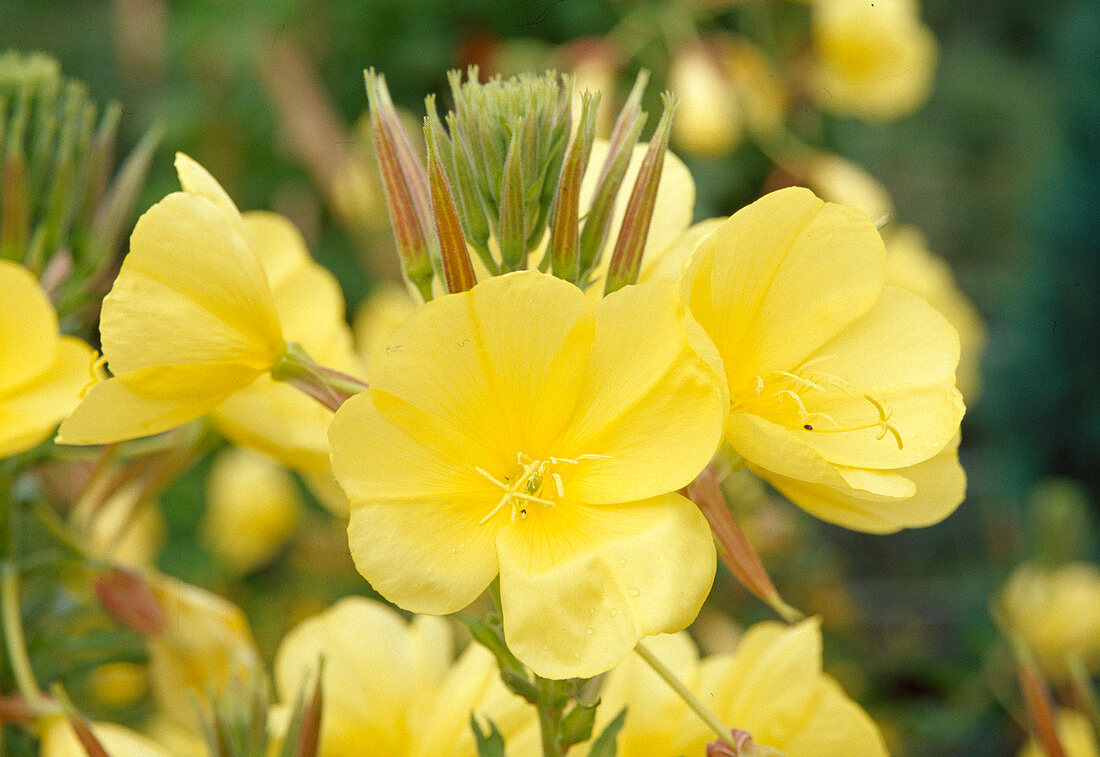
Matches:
[329,270,725,678]
[999,562,1100,682]
[800,153,895,227]
[58,153,286,445]
[146,575,263,731]
[71,480,166,568]
[596,620,889,757]
[1019,709,1100,757]
[683,187,966,533]
[209,209,362,472]
[811,0,937,120]
[40,718,172,757]
[202,447,302,574]
[0,260,95,458]
[669,40,743,157]
[273,596,535,756]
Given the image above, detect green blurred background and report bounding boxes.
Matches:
[2,0,1097,754]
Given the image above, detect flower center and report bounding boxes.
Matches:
[474,452,609,524]
[731,355,903,449]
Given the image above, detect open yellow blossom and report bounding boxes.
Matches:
[274,597,535,756]
[0,260,95,458]
[811,0,937,121]
[999,562,1100,682]
[683,187,966,532]
[57,155,360,464]
[58,154,286,445]
[329,270,725,678]
[1019,709,1100,757]
[596,620,888,757]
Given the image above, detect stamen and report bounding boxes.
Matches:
[799,395,903,450]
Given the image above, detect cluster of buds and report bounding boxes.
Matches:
[0,52,159,303]
[365,66,676,299]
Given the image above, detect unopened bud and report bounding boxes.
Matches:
[604,92,676,295]
[94,567,166,636]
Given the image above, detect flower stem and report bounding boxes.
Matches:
[634,642,733,748]
[271,341,369,412]
[2,563,45,711]
[535,675,568,757]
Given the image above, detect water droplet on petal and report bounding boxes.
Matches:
[609,608,618,617]
[585,627,593,636]
[627,587,640,598]
[541,643,549,651]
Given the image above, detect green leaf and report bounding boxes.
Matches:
[471,715,507,757]
[586,707,627,757]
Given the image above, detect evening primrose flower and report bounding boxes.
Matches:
[999,562,1100,682]
[668,40,743,157]
[329,271,725,679]
[596,620,888,757]
[273,597,535,756]
[58,155,360,460]
[683,188,966,532]
[58,153,286,445]
[0,260,95,458]
[811,0,937,120]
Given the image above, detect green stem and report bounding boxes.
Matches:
[634,642,732,747]
[536,676,568,757]
[1,564,44,711]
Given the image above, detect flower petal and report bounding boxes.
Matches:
[57,363,262,445]
[99,192,283,375]
[496,492,715,679]
[273,597,453,753]
[0,260,57,392]
[640,217,725,285]
[332,390,501,614]
[368,271,594,457]
[557,283,726,504]
[175,152,241,221]
[707,619,823,744]
[210,375,334,473]
[761,437,967,533]
[683,187,884,395]
[779,675,890,757]
[793,286,964,468]
[1,337,95,456]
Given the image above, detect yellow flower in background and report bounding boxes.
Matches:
[329,271,724,678]
[669,40,743,157]
[884,225,986,402]
[146,575,263,732]
[40,718,171,757]
[0,260,95,458]
[999,562,1100,682]
[202,446,302,574]
[800,153,896,227]
[58,153,286,445]
[1019,709,1100,757]
[596,620,888,757]
[811,0,937,121]
[273,596,535,757]
[684,187,966,533]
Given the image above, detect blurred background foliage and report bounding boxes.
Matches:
[1,0,1098,755]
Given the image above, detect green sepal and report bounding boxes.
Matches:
[560,697,601,748]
